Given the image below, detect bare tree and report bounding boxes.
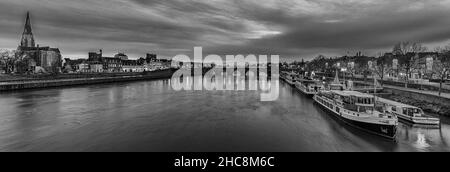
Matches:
[434,44,450,54]
[49,58,63,74]
[0,49,17,74]
[372,61,392,87]
[392,41,428,55]
[391,42,427,88]
[348,63,357,80]
[306,54,328,73]
[432,59,450,96]
[353,61,370,83]
[400,56,423,88]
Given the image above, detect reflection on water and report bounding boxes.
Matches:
[0,76,449,152]
[396,119,450,152]
[415,133,430,151]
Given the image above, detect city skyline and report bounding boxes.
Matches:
[1,0,450,61]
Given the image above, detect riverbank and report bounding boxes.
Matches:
[0,69,175,91]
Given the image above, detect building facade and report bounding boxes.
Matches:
[64,50,169,73]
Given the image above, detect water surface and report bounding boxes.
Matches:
[0,78,449,152]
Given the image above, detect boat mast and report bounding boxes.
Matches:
[334,70,340,84]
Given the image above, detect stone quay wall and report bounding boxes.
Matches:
[0,69,174,91]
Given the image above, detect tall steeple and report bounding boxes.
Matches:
[20,11,35,48]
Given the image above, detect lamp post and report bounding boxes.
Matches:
[420,72,424,90]
[341,68,347,82]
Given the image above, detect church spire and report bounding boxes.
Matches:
[20,11,35,48]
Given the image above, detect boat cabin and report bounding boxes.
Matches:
[329,83,346,91]
[332,91,383,114]
[378,98,425,118]
[302,80,325,92]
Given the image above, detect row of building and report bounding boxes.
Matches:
[304,51,449,82]
[64,51,171,73]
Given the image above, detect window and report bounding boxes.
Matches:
[359,106,365,113]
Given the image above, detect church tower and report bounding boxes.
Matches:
[20,12,35,48]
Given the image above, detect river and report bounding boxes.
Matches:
[0,77,449,152]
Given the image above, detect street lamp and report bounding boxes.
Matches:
[341,68,347,82]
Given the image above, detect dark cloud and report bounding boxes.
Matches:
[1,0,450,61]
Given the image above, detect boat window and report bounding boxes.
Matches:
[419,109,424,114]
[392,106,397,112]
[375,106,383,113]
[407,108,414,117]
[359,106,368,112]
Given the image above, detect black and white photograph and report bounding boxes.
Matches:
[1,0,450,161]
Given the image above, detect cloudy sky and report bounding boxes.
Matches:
[1,0,450,61]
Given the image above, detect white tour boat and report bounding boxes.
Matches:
[378,98,440,126]
[313,90,398,139]
[296,79,325,97]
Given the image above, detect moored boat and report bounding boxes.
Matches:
[295,79,325,97]
[282,72,298,86]
[378,98,440,126]
[313,90,398,139]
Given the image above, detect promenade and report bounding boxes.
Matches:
[345,74,450,99]
[352,79,450,99]
[383,84,450,100]
[0,69,174,91]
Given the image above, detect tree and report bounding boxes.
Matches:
[49,58,62,74]
[0,49,17,74]
[400,56,421,88]
[391,42,428,88]
[347,62,357,80]
[372,60,392,87]
[435,44,450,54]
[306,54,329,73]
[432,58,450,96]
[392,41,428,55]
